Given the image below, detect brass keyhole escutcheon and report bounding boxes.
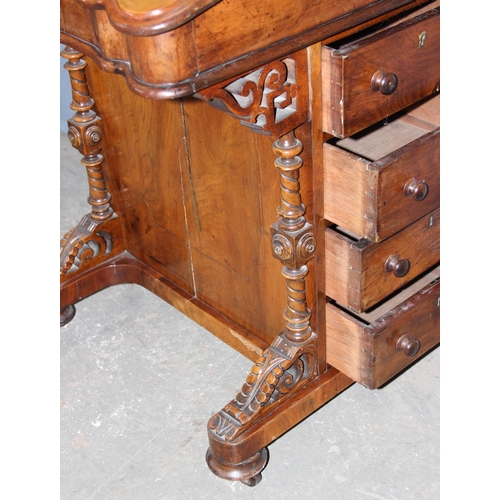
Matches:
[419,31,427,48]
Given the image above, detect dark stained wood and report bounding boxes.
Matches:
[60,0,431,98]
[205,130,321,468]
[60,47,126,284]
[207,364,354,482]
[75,0,223,36]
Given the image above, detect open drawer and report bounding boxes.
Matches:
[326,266,440,389]
[322,4,440,138]
[325,208,440,313]
[324,94,440,241]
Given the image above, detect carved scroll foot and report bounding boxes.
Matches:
[60,305,76,327]
[205,330,318,484]
[206,447,268,486]
[60,214,124,279]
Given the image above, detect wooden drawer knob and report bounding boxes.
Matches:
[385,254,410,277]
[396,334,420,357]
[404,177,429,201]
[370,70,398,95]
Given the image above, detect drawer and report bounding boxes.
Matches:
[322,6,440,138]
[326,267,440,389]
[324,94,440,241]
[325,208,439,312]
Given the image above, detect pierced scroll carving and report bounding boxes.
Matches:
[208,131,317,444]
[60,46,123,278]
[197,51,309,138]
[60,215,122,276]
[209,332,318,442]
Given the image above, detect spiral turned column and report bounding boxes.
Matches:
[60,46,124,318]
[61,46,113,221]
[271,131,316,344]
[206,129,318,485]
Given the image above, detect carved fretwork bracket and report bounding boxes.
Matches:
[209,332,318,442]
[196,50,309,138]
[60,46,124,280]
[60,215,123,277]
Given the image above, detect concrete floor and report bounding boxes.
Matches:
[60,132,439,499]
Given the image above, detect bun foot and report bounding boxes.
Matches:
[60,305,76,327]
[206,447,268,485]
[240,472,262,486]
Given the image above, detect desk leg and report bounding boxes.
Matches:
[205,131,338,484]
[60,46,124,325]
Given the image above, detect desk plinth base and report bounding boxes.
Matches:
[60,251,353,482]
[206,365,353,484]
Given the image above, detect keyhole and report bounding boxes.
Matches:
[419,31,427,48]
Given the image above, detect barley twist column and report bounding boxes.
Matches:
[271,131,315,343]
[60,47,124,325]
[61,46,113,221]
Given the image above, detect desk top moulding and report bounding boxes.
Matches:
[60,0,429,98]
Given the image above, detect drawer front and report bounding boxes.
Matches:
[324,122,440,242]
[326,272,440,389]
[322,7,440,138]
[325,208,440,312]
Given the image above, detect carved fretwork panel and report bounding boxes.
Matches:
[197,50,309,138]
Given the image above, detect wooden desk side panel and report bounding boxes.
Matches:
[181,98,316,346]
[60,0,97,45]
[72,56,319,351]
[82,59,195,294]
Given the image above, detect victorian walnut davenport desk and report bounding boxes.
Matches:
[60,0,440,486]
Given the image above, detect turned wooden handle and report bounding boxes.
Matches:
[370,70,398,95]
[396,334,420,357]
[404,177,429,201]
[385,254,410,277]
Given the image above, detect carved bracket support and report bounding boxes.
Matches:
[196,50,309,138]
[207,130,318,484]
[197,50,315,483]
[60,215,123,277]
[60,46,124,280]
